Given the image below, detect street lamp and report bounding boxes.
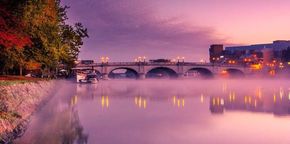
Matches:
[135,56,146,63]
[176,56,185,64]
[100,56,109,64]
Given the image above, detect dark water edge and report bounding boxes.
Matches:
[13,80,88,144]
[0,81,58,144]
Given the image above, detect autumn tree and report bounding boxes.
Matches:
[0,2,31,75]
[0,0,88,76]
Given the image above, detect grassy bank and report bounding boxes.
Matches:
[0,76,46,86]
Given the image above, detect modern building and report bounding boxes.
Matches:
[210,40,290,65]
[225,40,290,62]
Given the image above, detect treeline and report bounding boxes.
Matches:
[0,0,88,76]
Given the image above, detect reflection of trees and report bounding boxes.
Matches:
[59,107,88,144]
[15,94,88,144]
[29,106,88,144]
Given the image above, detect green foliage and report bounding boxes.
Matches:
[0,0,88,75]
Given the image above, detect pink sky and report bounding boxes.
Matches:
[155,0,290,44]
[62,0,290,61]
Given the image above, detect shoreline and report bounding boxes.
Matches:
[0,80,57,143]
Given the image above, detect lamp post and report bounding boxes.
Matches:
[101,56,109,64]
[181,57,185,63]
[176,56,185,65]
[135,56,146,64]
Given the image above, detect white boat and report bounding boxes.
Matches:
[77,71,99,84]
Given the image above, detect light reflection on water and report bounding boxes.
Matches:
[17,80,290,144]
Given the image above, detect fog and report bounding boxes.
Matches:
[16,79,290,144]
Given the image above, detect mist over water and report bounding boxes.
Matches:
[16,79,290,144]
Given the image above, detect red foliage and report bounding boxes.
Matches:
[0,6,31,48]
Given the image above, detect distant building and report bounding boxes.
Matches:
[210,40,290,65]
[209,44,224,63]
[225,40,290,62]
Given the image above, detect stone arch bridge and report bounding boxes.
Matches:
[73,62,254,79]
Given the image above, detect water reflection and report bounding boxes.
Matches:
[15,81,88,144]
[172,96,185,108]
[210,86,290,116]
[17,80,290,144]
[76,80,290,116]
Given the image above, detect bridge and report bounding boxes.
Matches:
[73,62,253,79]
[73,61,254,79]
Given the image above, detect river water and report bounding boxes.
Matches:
[15,79,290,144]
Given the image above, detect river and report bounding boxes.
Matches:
[15,79,290,144]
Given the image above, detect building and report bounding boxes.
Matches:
[225,40,290,62]
[209,44,224,63]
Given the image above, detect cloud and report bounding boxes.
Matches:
[62,0,225,61]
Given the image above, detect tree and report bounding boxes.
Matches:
[0,3,32,75]
[0,0,88,76]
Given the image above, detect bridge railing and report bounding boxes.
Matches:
[75,62,248,68]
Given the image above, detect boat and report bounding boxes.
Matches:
[77,71,99,84]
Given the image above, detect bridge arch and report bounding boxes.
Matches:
[108,67,139,79]
[222,68,245,78]
[146,67,178,79]
[185,67,214,78]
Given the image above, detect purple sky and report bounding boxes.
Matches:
[62,0,290,62]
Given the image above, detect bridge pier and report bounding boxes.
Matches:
[138,73,146,79]
[101,73,109,80]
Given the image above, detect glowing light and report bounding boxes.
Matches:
[182,99,185,107]
[138,97,142,108]
[200,94,204,103]
[269,70,275,76]
[143,100,147,109]
[101,96,105,107]
[256,87,262,98]
[135,97,138,105]
[106,96,109,108]
[273,94,277,103]
[135,96,147,109]
[249,96,252,104]
[70,95,78,106]
[173,96,176,105]
[220,98,224,105]
[279,87,284,100]
[221,70,228,75]
[101,96,109,108]
[244,96,248,104]
[251,64,262,70]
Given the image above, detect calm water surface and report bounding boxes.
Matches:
[16,79,290,144]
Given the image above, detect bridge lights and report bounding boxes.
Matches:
[176,56,185,63]
[135,56,146,63]
[228,60,236,64]
[171,58,176,63]
[101,56,109,64]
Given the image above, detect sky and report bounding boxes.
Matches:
[62,0,290,62]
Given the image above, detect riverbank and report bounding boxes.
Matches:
[0,80,55,143]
